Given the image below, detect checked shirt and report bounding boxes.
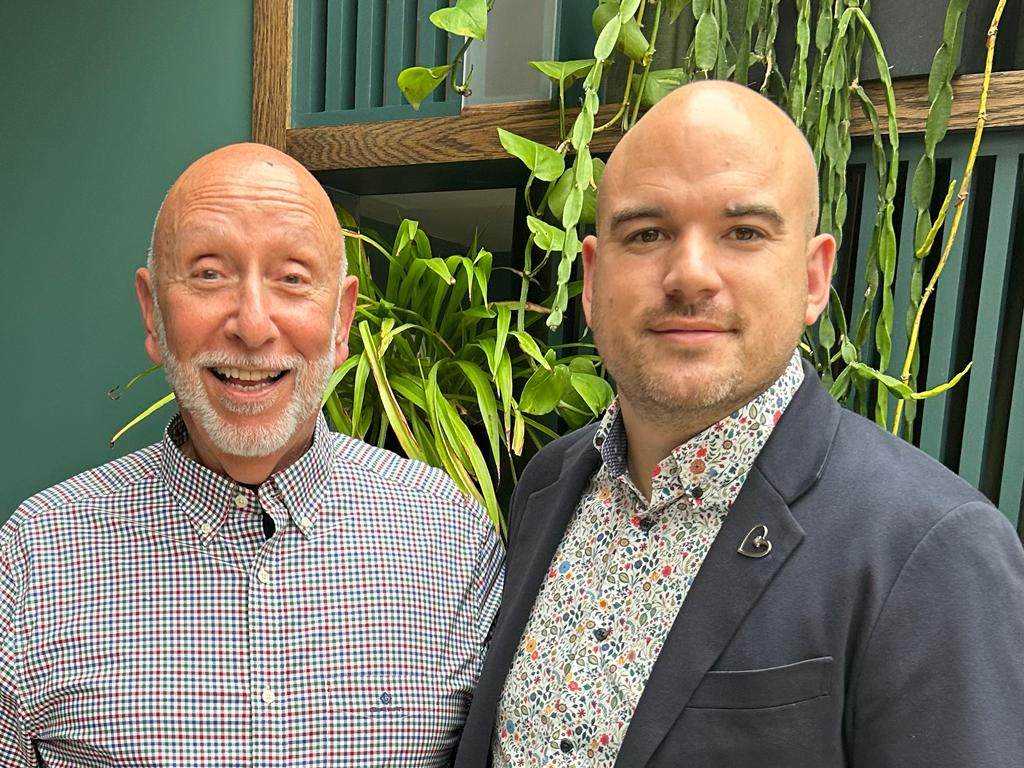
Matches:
[0,414,504,766]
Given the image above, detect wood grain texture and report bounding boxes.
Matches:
[286,100,624,171]
[283,72,1024,171]
[252,0,291,149]
[849,71,1024,137]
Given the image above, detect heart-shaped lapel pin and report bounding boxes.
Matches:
[737,524,772,558]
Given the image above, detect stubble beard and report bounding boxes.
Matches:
[153,301,337,458]
[592,299,791,430]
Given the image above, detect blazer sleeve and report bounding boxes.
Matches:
[850,501,1024,767]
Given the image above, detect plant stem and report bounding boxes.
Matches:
[628,0,662,129]
[890,0,1006,434]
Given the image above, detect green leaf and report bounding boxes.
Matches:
[510,330,551,370]
[910,155,935,211]
[850,362,913,399]
[562,182,584,229]
[693,0,710,16]
[913,362,972,400]
[528,58,596,89]
[569,372,614,415]
[321,355,361,405]
[527,216,565,251]
[924,82,953,155]
[633,68,686,108]
[397,65,452,110]
[358,322,423,460]
[619,0,642,20]
[664,0,691,24]
[520,365,569,415]
[453,360,503,472]
[579,158,605,226]
[694,12,720,71]
[429,0,487,40]
[497,128,565,182]
[594,13,622,61]
[110,392,176,446]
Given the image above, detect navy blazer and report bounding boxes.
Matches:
[455,362,1024,767]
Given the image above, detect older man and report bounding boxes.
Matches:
[0,144,503,765]
[455,81,1024,767]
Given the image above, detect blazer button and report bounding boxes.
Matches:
[593,627,609,642]
[639,518,655,533]
[559,738,575,754]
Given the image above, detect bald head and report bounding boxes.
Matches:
[600,80,821,238]
[149,143,343,282]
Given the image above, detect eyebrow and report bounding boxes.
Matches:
[607,205,667,232]
[724,203,787,231]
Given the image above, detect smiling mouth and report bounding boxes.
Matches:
[210,367,288,389]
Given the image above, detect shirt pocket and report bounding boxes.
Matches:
[687,655,833,709]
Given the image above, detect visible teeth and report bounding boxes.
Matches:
[214,367,283,382]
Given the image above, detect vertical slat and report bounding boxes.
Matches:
[918,150,972,460]
[292,0,311,118]
[354,0,387,109]
[958,151,1018,486]
[384,0,417,106]
[888,143,924,379]
[999,318,1024,530]
[252,0,292,148]
[417,0,451,104]
[325,0,356,111]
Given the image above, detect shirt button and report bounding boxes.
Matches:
[234,494,248,509]
[299,515,312,529]
[559,738,574,754]
[257,568,271,584]
[639,518,655,533]
[593,627,609,642]
[199,522,213,536]
[261,687,275,704]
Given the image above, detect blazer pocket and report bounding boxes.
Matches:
[687,656,833,709]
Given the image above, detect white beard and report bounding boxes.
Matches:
[153,300,337,458]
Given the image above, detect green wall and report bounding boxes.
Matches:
[0,2,252,520]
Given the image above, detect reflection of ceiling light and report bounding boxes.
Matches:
[356,188,517,253]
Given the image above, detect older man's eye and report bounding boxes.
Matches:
[282,274,303,285]
[199,269,220,280]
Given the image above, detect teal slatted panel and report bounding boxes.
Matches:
[958,148,1018,487]
[918,149,973,460]
[1001,323,1024,530]
[849,159,880,336]
[384,0,418,106]
[354,0,386,109]
[292,0,461,127]
[325,0,357,111]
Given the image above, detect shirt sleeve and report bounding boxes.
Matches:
[851,501,1024,767]
[0,537,35,767]
[470,503,505,665]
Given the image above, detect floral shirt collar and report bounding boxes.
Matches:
[592,349,805,510]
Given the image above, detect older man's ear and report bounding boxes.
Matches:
[135,267,163,367]
[333,274,359,369]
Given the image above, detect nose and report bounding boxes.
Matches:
[224,277,280,349]
[662,233,722,301]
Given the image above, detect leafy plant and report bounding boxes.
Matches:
[399,0,1008,437]
[323,208,613,534]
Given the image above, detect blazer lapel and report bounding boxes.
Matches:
[616,366,841,768]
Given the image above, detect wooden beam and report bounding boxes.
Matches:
[285,71,1024,171]
[849,70,1024,136]
[252,0,291,149]
[287,100,624,171]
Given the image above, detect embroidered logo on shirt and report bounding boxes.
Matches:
[370,690,406,718]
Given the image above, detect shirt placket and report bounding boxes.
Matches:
[235,487,285,766]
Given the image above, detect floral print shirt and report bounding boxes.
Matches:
[493,352,805,767]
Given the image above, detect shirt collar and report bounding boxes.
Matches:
[593,349,805,504]
[160,412,334,544]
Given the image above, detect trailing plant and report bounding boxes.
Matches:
[400,0,1005,437]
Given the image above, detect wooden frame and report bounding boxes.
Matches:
[253,1,1024,171]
